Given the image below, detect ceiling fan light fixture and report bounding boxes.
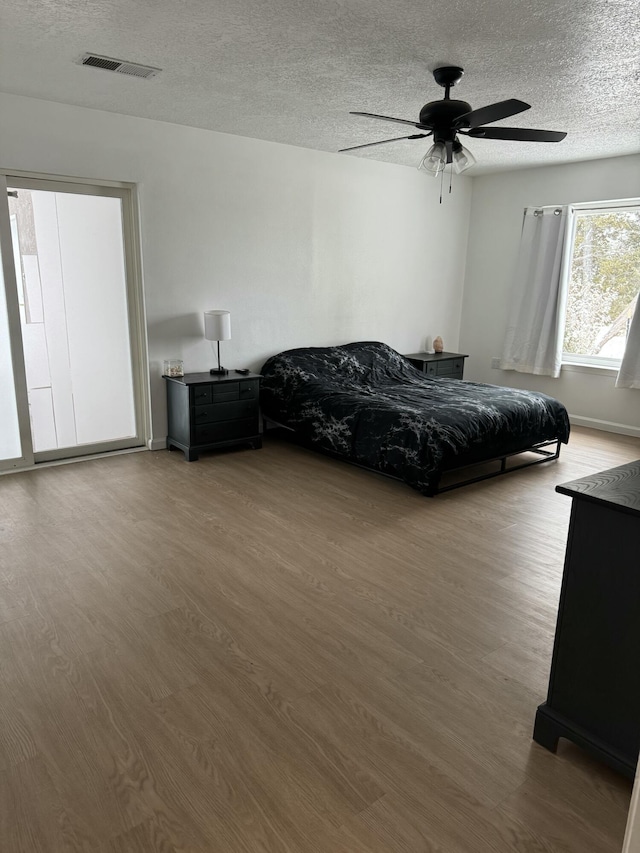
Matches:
[344,66,566,186]
[452,142,476,174]
[417,141,446,176]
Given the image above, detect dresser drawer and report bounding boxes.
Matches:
[195,418,258,445]
[211,382,240,402]
[239,380,259,399]
[436,358,465,377]
[191,385,212,405]
[425,363,437,376]
[193,400,257,425]
[192,382,247,404]
[436,358,459,375]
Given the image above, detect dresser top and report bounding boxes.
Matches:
[556,460,640,516]
[164,371,261,385]
[405,351,469,361]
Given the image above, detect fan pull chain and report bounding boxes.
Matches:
[449,165,453,194]
[439,166,444,204]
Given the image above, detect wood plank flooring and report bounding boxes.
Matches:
[0,426,638,852]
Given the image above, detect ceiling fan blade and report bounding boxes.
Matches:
[468,127,567,142]
[339,133,430,153]
[350,111,429,130]
[455,99,530,128]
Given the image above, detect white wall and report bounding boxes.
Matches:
[0,92,472,443]
[460,155,640,434]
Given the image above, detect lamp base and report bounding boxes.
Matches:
[209,367,228,375]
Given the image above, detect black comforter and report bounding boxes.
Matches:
[260,341,570,494]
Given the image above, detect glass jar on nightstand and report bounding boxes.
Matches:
[163,359,184,377]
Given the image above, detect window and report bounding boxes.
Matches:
[563,205,640,367]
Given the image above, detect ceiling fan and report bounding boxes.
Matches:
[340,66,567,178]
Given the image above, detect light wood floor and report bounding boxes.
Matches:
[0,427,638,852]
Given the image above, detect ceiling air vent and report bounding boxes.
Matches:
[79,53,161,79]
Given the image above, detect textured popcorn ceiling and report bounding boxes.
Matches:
[0,0,639,175]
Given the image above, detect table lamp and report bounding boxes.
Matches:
[204,310,231,375]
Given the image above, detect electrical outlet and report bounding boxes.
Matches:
[491,357,501,369]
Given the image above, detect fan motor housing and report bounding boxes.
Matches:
[419,99,471,128]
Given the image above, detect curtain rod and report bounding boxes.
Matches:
[571,197,640,211]
[529,198,640,216]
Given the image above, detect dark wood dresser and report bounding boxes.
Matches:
[165,372,261,461]
[404,351,468,379]
[533,460,640,777]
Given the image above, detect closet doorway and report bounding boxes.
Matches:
[0,174,148,469]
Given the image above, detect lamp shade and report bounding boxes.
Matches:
[204,310,231,341]
[452,142,477,174]
[417,142,446,176]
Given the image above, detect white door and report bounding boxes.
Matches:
[2,176,148,464]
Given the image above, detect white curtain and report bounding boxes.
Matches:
[616,296,640,389]
[501,206,573,378]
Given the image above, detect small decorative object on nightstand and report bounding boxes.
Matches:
[404,350,468,379]
[164,371,261,461]
[163,359,184,377]
[433,336,444,353]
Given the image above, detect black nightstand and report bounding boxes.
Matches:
[164,372,262,461]
[404,351,468,379]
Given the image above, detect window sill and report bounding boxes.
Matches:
[561,361,619,377]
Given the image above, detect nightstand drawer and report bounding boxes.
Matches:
[437,358,465,376]
[194,400,257,424]
[426,363,437,376]
[192,385,212,405]
[212,382,240,402]
[195,418,258,444]
[239,380,259,399]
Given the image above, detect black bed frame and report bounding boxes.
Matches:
[264,419,562,496]
[428,438,561,495]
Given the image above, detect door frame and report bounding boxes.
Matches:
[0,174,34,470]
[0,170,151,464]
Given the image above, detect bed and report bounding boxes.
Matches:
[259,341,570,495]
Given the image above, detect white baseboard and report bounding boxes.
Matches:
[569,415,640,438]
[149,421,638,448]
